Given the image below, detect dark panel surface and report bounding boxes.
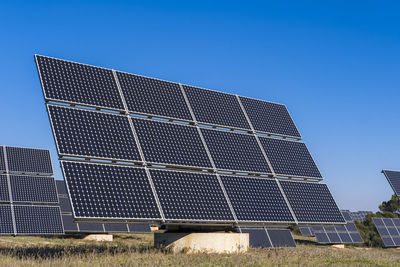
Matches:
[338,233,352,243]
[78,223,104,232]
[128,224,151,233]
[239,96,301,138]
[183,85,250,129]
[104,223,129,233]
[266,229,296,248]
[373,218,400,247]
[55,180,68,195]
[0,175,9,202]
[151,170,234,221]
[240,228,271,248]
[62,214,78,231]
[201,129,271,173]
[14,205,63,234]
[36,55,124,110]
[314,232,329,243]
[259,138,322,179]
[0,205,14,234]
[0,147,5,172]
[48,105,141,161]
[280,181,344,223]
[221,176,294,222]
[341,210,353,222]
[62,161,161,219]
[299,227,313,236]
[59,197,72,213]
[6,147,53,174]
[117,72,192,120]
[133,118,212,168]
[382,170,400,195]
[10,175,58,203]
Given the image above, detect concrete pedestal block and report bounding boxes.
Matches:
[83,234,113,242]
[154,233,249,254]
[150,226,159,232]
[331,244,345,249]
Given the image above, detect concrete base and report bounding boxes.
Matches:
[331,244,345,249]
[150,226,159,232]
[83,234,113,242]
[154,233,249,254]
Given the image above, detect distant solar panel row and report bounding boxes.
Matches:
[372,218,400,247]
[36,55,301,138]
[239,228,296,248]
[382,170,400,196]
[0,146,53,175]
[61,161,343,223]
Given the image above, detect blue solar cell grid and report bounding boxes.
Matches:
[128,224,151,233]
[240,228,272,248]
[266,229,296,248]
[259,137,322,179]
[14,205,64,234]
[62,161,161,220]
[78,223,104,232]
[0,205,14,234]
[0,175,9,202]
[0,147,5,172]
[151,169,234,221]
[48,105,141,162]
[183,85,251,130]
[10,175,58,203]
[221,176,294,223]
[59,197,73,213]
[117,71,192,120]
[62,214,79,231]
[279,181,345,223]
[382,170,400,196]
[55,180,68,195]
[239,96,301,138]
[35,55,125,111]
[6,147,53,174]
[373,218,400,247]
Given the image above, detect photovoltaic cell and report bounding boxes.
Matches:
[104,223,128,232]
[78,223,104,232]
[61,161,161,220]
[382,170,400,196]
[0,147,5,172]
[55,180,68,195]
[299,227,313,236]
[201,129,271,173]
[373,218,400,247]
[48,105,141,161]
[0,175,9,201]
[0,205,14,234]
[117,72,192,120]
[133,118,212,168]
[259,137,321,179]
[62,214,78,231]
[6,147,53,174]
[279,181,344,223]
[314,232,329,243]
[311,223,363,244]
[14,205,64,234]
[59,197,72,213]
[150,169,234,221]
[266,229,296,248]
[128,224,151,233]
[341,210,353,222]
[35,55,124,111]
[221,176,294,223]
[183,85,250,130]
[240,228,272,248]
[10,175,58,203]
[239,96,301,138]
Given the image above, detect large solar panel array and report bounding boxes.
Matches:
[0,146,63,235]
[372,217,400,247]
[36,55,345,226]
[239,228,296,248]
[56,180,150,233]
[382,170,400,196]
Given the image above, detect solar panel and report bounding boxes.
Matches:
[299,227,313,236]
[201,129,271,174]
[14,205,63,234]
[238,96,301,138]
[116,72,192,120]
[0,205,14,234]
[382,170,400,196]
[240,228,272,248]
[0,175,10,201]
[55,180,68,195]
[48,105,141,162]
[61,161,161,220]
[61,214,79,231]
[183,85,250,130]
[279,181,344,223]
[341,210,353,221]
[311,222,363,244]
[35,55,125,111]
[132,118,212,169]
[151,169,234,222]
[314,232,329,243]
[372,217,400,247]
[266,229,296,248]
[221,176,294,223]
[78,223,104,232]
[5,147,53,175]
[10,175,58,203]
[104,223,129,233]
[128,224,151,233]
[59,197,72,213]
[259,137,322,179]
[0,147,5,172]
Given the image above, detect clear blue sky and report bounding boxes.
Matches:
[1,1,399,212]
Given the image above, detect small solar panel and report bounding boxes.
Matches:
[62,161,161,220]
[314,232,329,243]
[78,223,104,232]
[35,55,124,111]
[266,229,296,248]
[62,214,79,231]
[201,129,271,174]
[299,227,313,236]
[0,175,10,201]
[239,96,301,138]
[150,169,234,221]
[240,228,272,248]
[221,176,294,223]
[0,147,5,172]
[279,181,345,223]
[5,147,53,174]
[0,205,14,234]
[48,105,141,162]
[116,72,192,120]
[259,138,322,179]
[311,222,363,244]
[55,180,68,195]
[341,210,353,222]
[104,223,128,233]
[10,175,58,203]
[382,170,400,196]
[338,232,352,243]
[59,197,72,213]
[133,118,212,168]
[183,85,250,130]
[128,224,151,233]
[373,217,400,247]
[14,205,64,234]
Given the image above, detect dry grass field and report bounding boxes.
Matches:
[0,233,399,266]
